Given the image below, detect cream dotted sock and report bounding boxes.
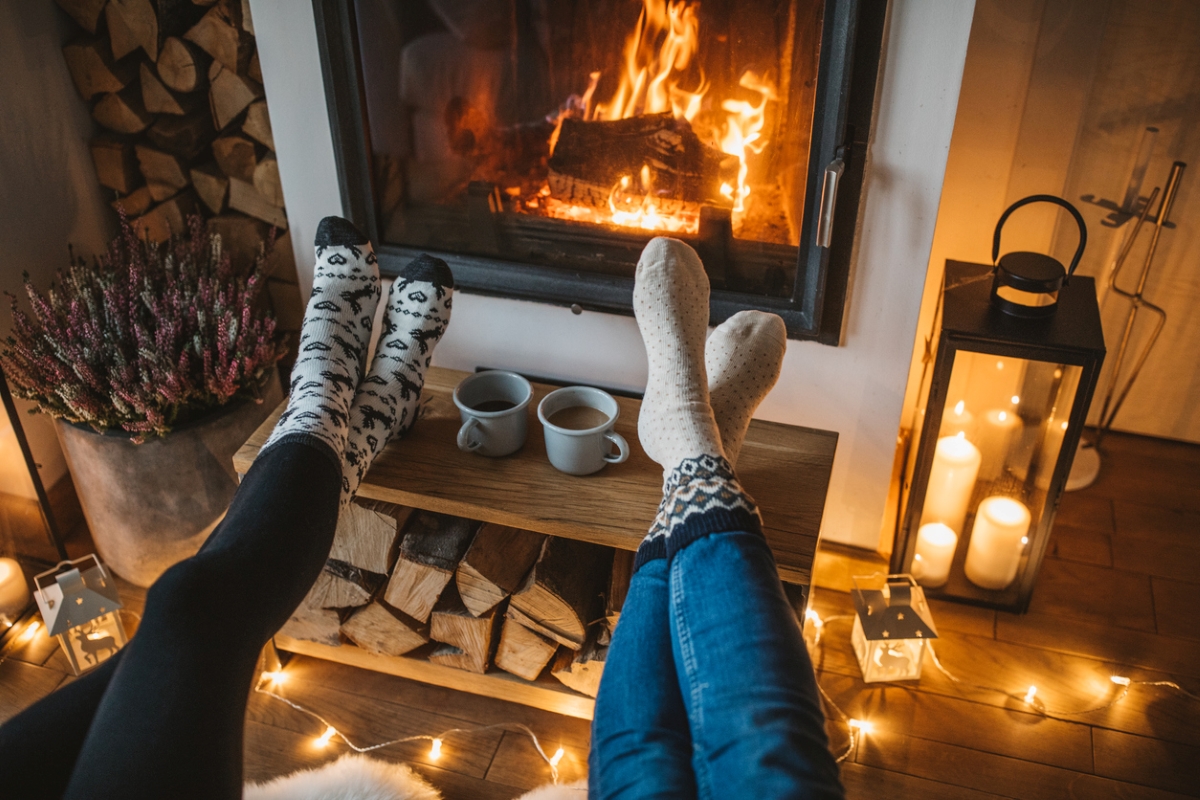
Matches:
[706,310,787,465]
[261,217,380,467]
[633,238,760,570]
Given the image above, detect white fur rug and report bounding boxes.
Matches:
[243,754,587,800]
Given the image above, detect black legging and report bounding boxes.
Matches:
[0,438,342,799]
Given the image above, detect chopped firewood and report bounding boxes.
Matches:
[207,61,261,130]
[247,49,262,84]
[136,144,189,201]
[55,0,108,33]
[90,136,141,194]
[191,0,219,6]
[551,630,607,698]
[141,63,185,114]
[112,186,155,218]
[252,155,284,207]
[63,38,137,100]
[108,0,205,61]
[229,177,286,229]
[548,113,735,214]
[330,500,411,576]
[505,604,582,650]
[190,162,228,213]
[241,100,273,149]
[239,0,253,33]
[279,603,342,648]
[510,537,613,647]
[211,134,257,181]
[428,584,501,674]
[206,213,269,260]
[145,110,213,159]
[92,85,154,135]
[384,511,478,623]
[602,549,635,643]
[132,190,196,242]
[340,602,428,657]
[185,0,253,72]
[105,1,143,60]
[455,523,546,617]
[494,617,558,681]
[158,36,211,93]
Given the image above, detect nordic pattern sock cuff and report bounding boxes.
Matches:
[633,453,762,572]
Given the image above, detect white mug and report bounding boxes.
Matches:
[537,386,629,475]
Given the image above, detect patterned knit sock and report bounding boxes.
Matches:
[706,310,787,465]
[341,254,454,505]
[261,217,380,468]
[633,238,760,570]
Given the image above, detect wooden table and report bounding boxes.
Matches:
[234,367,837,717]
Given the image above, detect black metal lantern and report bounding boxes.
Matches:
[893,259,1106,612]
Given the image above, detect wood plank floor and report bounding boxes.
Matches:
[2,431,1197,797]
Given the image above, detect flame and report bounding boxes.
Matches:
[719,71,777,212]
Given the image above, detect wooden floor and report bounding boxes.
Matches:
[2,431,1197,797]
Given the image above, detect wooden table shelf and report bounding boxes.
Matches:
[234,367,837,717]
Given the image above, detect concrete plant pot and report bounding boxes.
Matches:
[54,371,282,587]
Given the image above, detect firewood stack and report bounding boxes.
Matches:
[55,0,302,357]
[280,500,627,697]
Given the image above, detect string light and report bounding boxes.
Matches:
[18,620,40,643]
[847,718,873,735]
[1023,685,1038,705]
[549,747,565,768]
[428,738,443,761]
[314,726,337,748]
[261,670,288,687]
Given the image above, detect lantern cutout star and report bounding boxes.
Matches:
[850,575,938,682]
[34,555,127,675]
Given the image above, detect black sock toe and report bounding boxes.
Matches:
[315,216,370,248]
[403,254,454,289]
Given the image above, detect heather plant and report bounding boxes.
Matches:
[2,215,285,441]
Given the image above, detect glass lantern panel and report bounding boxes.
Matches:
[58,611,128,675]
[851,614,926,682]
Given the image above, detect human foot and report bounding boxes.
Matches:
[262,216,380,462]
[341,254,454,505]
[706,310,787,465]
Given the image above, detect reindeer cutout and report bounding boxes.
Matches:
[74,618,120,666]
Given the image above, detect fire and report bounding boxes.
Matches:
[544,0,776,234]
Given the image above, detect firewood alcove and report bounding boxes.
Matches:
[234,368,836,719]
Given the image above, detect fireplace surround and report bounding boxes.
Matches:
[313,0,883,341]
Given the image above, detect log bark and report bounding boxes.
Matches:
[547,113,734,213]
[510,537,612,647]
[132,190,196,242]
[90,136,141,194]
[63,38,137,100]
[550,629,607,698]
[55,0,108,33]
[307,567,377,610]
[330,500,411,576]
[207,61,261,130]
[158,36,210,93]
[141,62,187,114]
[211,133,257,181]
[146,110,214,159]
[384,512,478,623]
[602,549,635,643]
[340,602,428,657]
[136,144,189,201]
[185,0,253,72]
[241,100,273,149]
[190,162,228,214]
[252,155,284,208]
[494,617,558,681]
[428,584,501,674]
[108,0,205,61]
[455,523,546,617]
[93,85,154,134]
[229,177,286,229]
[112,186,155,218]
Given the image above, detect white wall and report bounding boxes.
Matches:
[0,3,114,497]
[251,0,976,551]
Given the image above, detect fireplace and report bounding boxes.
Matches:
[314,0,883,341]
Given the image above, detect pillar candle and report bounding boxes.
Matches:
[940,400,976,439]
[0,557,31,622]
[1035,419,1069,490]
[911,522,958,587]
[920,433,981,535]
[977,409,1022,481]
[964,496,1030,590]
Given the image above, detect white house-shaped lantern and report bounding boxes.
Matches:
[33,555,127,675]
[850,574,938,682]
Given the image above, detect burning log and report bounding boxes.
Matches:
[455,523,546,617]
[509,537,612,648]
[547,113,734,216]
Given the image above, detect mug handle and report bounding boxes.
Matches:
[457,418,483,453]
[603,431,630,464]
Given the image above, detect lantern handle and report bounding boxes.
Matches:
[992,194,1088,282]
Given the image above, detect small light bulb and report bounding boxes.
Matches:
[954,400,965,416]
[848,718,874,735]
[1111,675,1132,686]
[19,621,41,643]
[1011,395,1020,405]
[261,670,287,686]
[314,726,336,748]
[998,411,1008,422]
[1020,536,1029,546]
[805,609,823,627]
[549,747,565,767]
[1024,685,1038,704]
[429,738,443,761]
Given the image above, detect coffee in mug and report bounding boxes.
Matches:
[453,371,533,457]
[537,386,629,475]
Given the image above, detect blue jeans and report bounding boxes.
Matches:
[590,531,843,800]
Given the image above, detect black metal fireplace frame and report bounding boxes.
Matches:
[312,0,884,343]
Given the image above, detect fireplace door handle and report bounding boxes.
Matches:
[816,157,845,248]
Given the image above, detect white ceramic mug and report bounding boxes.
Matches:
[537,386,629,475]
[453,371,533,457]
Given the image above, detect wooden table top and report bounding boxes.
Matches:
[234,367,837,584]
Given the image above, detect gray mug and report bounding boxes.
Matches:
[453,371,533,457]
[538,386,630,475]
